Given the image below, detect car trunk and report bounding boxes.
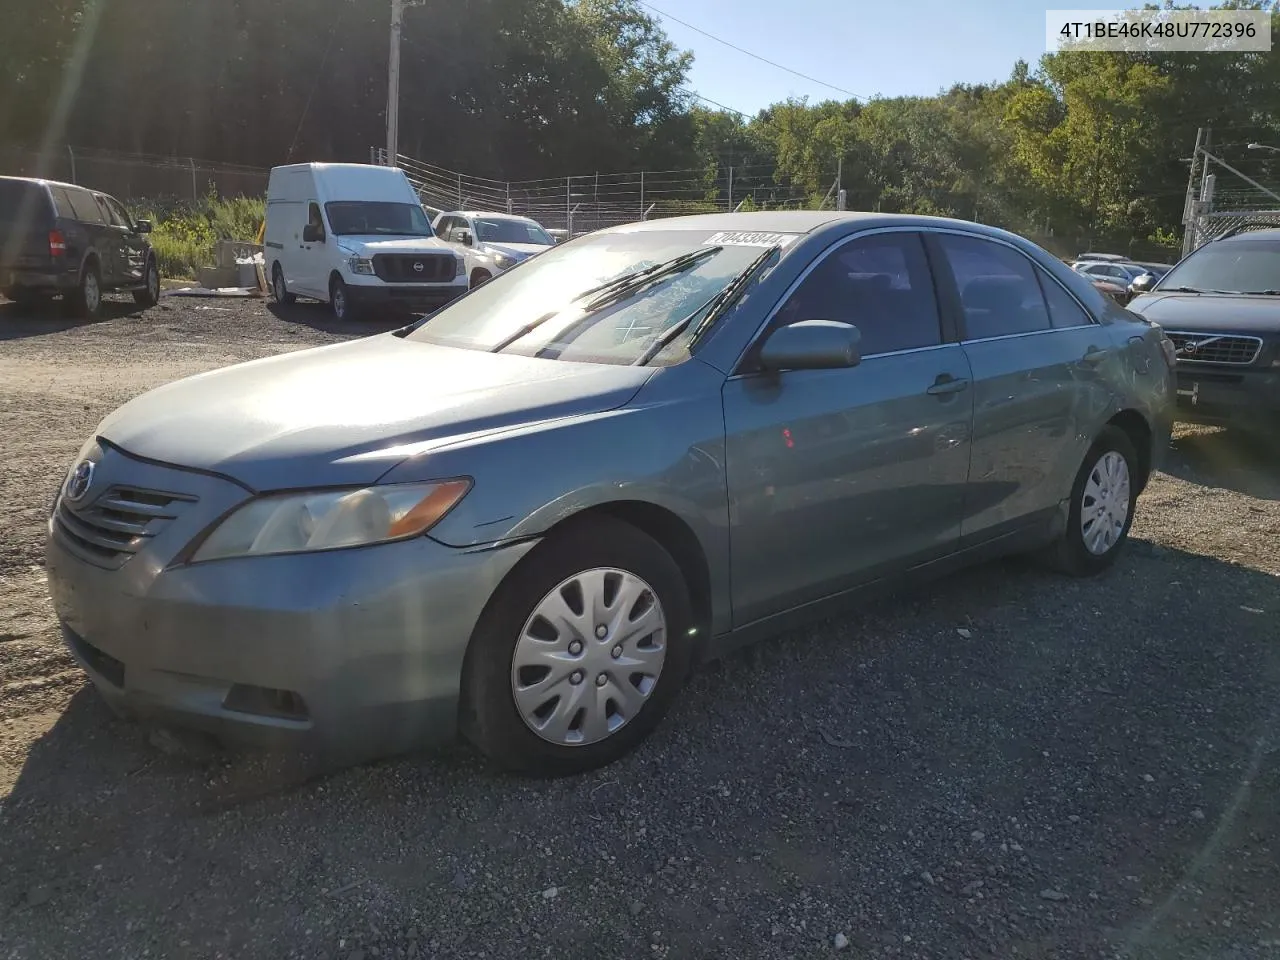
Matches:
[0,180,56,271]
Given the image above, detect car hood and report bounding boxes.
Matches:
[483,241,551,260]
[1127,292,1280,333]
[96,335,653,490]
[334,235,454,256]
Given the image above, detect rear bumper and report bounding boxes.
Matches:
[1174,366,1280,429]
[2,265,77,292]
[346,281,467,313]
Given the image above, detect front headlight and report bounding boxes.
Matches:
[455,256,465,278]
[346,255,375,275]
[190,479,471,562]
[493,253,516,270]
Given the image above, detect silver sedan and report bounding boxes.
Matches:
[46,212,1174,776]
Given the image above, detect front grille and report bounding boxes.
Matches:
[55,485,196,569]
[1166,331,1263,365]
[372,253,454,283]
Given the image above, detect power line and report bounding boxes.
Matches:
[640,1,867,102]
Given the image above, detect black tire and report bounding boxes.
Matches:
[271,263,296,305]
[469,268,491,289]
[1043,425,1140,576]
[461,517,694,777]
[329,275,360,321]
[65,260,102,318]
[132,256,160,307]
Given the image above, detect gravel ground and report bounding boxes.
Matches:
[2,294,1279,960]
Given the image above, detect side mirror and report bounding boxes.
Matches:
[1129,273,1155,294]
[302,224,324,243]
[758,320,861,371]
[457,229,474,246]
[134,219,153,234]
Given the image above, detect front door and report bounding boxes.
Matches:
[102,196,146,286]
[723,230,974,627]
[297,201,328,298]
[928,231,1116,542]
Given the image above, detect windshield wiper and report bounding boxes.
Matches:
[487,309,563,353]
[634,244,782,366]
[577,246,723,310]
[1163,286,1204,293]
[1239,289,1280,295]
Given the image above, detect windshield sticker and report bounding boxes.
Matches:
[703,231,799,248]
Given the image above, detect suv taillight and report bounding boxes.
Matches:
[49,230,67,257]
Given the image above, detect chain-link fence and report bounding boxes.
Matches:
[383,150,835,234]
[1186,209,1280,251]
[0,146,269,203]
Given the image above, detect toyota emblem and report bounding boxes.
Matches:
[413,261,424,273]
[64,460,96,502]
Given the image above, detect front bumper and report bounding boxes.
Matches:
[45,445,535,763]
[346,280,467,314]
[1173,365,1280,430]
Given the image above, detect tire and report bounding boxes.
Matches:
[329,275,359,321]
[271,263,296,305]
[132,257,160,307]
[461,517,694,777]
[1043,425,1139,576]
[470,268,491,290]
[65,260,102,318]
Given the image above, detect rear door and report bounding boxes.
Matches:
[928,231,1116,543]
[62,186,116,282]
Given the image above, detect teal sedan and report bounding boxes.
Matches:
[46,212,1176,777]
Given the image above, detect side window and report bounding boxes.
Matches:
[94,194,120,227]
[936,233,1051,339]
[438,216,457,240]
[1038,270,1093,328]
[49,186,76,219]
[773,232,942,357]
[66,188,105,224]
[103,196,132,229]
[307,202,325,239]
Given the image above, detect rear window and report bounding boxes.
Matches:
[0,180,54,226]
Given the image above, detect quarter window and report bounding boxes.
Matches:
[772,232,942,357]
[936,233,1051,339]
[1038,271,1092,329]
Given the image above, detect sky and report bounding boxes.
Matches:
[640,0,1093,114]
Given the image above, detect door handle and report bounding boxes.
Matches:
[927,375,970,396]
[1081,346,1110,366]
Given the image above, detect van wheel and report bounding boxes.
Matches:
[470,269,492,289]
[66,261,102,318]
[330,276,359,321]
[133,257,161,307]
[271,263,296,305]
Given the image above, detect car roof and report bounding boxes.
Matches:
[1218,227,1280,243]
[601,210,1038,239]
[452,211,540,223]
[0,175,87,192]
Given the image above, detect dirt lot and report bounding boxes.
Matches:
[2,294,1279,960]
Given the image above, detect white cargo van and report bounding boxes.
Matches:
[264,163,467,320]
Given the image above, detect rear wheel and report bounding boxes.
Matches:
[66,261,102,318]
[271,263,296,305]
[132,257,160,307]
[1043,425,1139,576]
[461,517,693,777]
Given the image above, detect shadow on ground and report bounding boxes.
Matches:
[1163,427,1280,501]
[0,298,144,341]
[3,545,1278,959]
[265,300,414,337]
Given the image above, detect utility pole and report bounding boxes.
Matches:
[1181,126,1203,257]
[386,0,403,165]
[836,157,844,210]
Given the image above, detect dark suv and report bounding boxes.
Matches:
[1127,227,1280,434]
[0,176,161,317]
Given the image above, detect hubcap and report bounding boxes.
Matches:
[84,272,99,311]
[1081,450,1131,556]
[511,567,667,746]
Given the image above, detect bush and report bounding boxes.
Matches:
[130,190,264,279]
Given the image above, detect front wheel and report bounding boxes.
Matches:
[469,268,491,290]
[1043,425,1139,576]
[329,276,359,321]
[461,517,694,777]
[133,257,160,307]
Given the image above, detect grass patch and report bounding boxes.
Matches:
[130,192,264,279]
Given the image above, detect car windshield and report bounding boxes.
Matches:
[476,218,552,245]
[1156,240,1280,293]
[324,201,434,237]
[406,229,790,365]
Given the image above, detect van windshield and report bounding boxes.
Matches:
[324,202,434,237]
